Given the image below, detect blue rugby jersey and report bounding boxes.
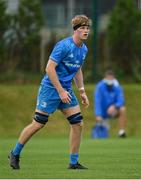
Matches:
[41,37,88,88]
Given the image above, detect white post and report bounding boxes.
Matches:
[67,0,75,33]
[138,0,141,10]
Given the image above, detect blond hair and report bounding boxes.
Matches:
[71,15,92,29]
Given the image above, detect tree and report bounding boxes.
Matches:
[18,0,44,72]
[107,0,141,82]
[0,0,9,71]
[2,0,44,73]
[0,0,7,37]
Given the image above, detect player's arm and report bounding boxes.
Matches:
[46,59,71,104]
[73,68,89,108]
[115,86,125,108]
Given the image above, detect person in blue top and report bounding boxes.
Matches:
[9,15,92,170]
[92,70,126,138]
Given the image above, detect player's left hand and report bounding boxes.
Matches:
[80,92,89,108]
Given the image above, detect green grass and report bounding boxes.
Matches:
[0,84,141,138]
[0,84,141,178]
[1,137,141,179]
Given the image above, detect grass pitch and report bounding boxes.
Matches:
[0,137,141,179]
[0,84,141,178]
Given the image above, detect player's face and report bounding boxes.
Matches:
[106,75,114,81]
[77,26,90,41]
[104,75,115,86]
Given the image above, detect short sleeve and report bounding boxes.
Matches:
[49,42,68,64]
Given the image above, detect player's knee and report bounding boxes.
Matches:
[67,112,83,125]
[34,112,49,125]
[75,121,84,129]
[119,106,126,115]
[79,121,84,127]
[32,120,44,129]
[70,122,83,133]
[119,106,126,112]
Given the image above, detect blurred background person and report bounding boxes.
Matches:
[92,70,127,139]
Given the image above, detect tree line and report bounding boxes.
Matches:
[0,0,141,83]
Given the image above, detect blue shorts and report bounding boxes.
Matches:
[36,84,79,114]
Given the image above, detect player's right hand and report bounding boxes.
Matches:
[59,90,72,104]
[80,92,89,108]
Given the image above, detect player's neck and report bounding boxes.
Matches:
[72,35,83,47]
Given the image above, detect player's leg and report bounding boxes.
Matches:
[63,105,82,154]
[118,106,126,137]
[18,110,48,144]
[107,105,118,117]
[61,105,87,169]
[9,85,60,169]
[8,110,49,169]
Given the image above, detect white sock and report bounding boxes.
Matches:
[118,129,125,136]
